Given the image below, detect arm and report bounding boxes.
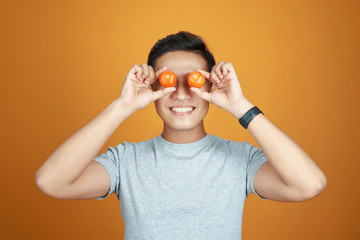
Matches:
[35,99,131,199]
[192,61,327,202]
[235,99,327,201]
[35,64,175,199]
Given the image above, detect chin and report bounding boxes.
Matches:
[168,121,201,131]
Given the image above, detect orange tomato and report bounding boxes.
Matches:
[159,70,177,88]
[188,71,205,88]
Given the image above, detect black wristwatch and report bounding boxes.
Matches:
[238,106,263,129]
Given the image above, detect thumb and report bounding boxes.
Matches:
[152,87,176,101]
[190,87,212,102]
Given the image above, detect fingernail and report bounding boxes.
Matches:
[145,80,150,84]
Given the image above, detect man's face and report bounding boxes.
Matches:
[153,51,212,132]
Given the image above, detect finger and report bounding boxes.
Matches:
[152,87,176,101]
[140,63,150,81]
[210,65,221,84]
[145,65,156,84]
[155,67,168,79]
[210,82,217,91]
[197,68,218,85]
[190,87,212,102]
[197,69,210,79]
[221,62,234,76]
[215,61,225,79]
[149,67,168,88]
[131,64,144,81]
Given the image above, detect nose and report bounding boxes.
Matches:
[170,78,192,101]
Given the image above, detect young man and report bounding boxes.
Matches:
[35,31,327,239]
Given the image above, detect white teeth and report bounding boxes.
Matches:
[171,107,194,113]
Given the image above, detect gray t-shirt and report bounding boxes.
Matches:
[94,134,268,240]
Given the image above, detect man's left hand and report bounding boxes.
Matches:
[190,61,254,119]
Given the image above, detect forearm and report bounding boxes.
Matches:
[236,99,327,193]
[35,98,134,188]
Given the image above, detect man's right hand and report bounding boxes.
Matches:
[117,64,176,112]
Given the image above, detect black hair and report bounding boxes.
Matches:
[147,31,215,72]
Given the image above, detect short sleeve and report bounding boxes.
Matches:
[244,142,269,199]
[94,144,124,200]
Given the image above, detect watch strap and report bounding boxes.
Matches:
[239,106,263,129]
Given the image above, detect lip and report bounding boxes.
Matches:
[168,105,196,116]
[169,105,196,108]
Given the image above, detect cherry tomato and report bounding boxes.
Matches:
[188,71,205,88]
[159,70,177,88]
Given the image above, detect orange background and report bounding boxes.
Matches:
[1,0,359,239]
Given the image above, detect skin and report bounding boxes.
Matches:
[116,50,327,201]
[36,46,326,202]
[152,51,213,143]
[117,50,252,143]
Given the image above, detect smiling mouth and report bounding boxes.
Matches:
[170,107,195,113]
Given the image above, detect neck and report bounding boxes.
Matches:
[161,121,207,144]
